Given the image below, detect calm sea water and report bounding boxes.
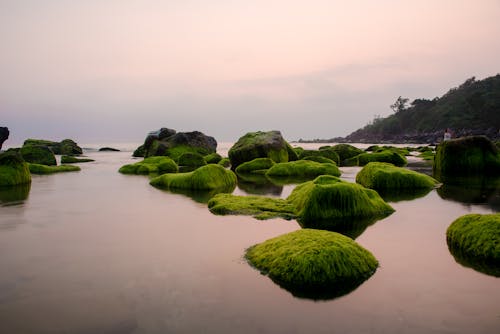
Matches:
[0,143,498,334]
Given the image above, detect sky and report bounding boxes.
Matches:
[1,0,499,145]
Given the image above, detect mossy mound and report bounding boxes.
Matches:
[298,149,340,165]
[61,156,94,163]
[245,229,379,299]
[347,150,407,167]
[330,144,364,163]
[29,163,80,174]
[133,145,145,157]
[23,138,82,155]
[356,162,439,191]
[287,175,394,224]
[143,130,217,159]
[235,158,275,174]
[434,136,500,178]
[301,156,336,164]
[178,152,207,167]
[20,145,57,166]
[266,160,341,178]
[150,164,237,190]
[228,131,295,169]
[208,193,295,220]
[0,151,31,186]
[119,156,178,175]
[204,153,222,164]
[218,157,231,168]
[446,213,500,277]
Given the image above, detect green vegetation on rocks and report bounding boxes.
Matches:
[204,153,222,164]
[298,149,340,165]
[218,158,231,168]
[119,156,178,175]
[20,145,57,166]
[178,152,207,167]
[301,156,335,164]
[356,162,439,191]
[433,136,500,179]
[347,150,407,167]
[0,151,31,186]
[23,138,82,155]
[330,144,364,162]
[245,229,379,299]
[61,156,94,163]
[235,158,275,174]
[266,160,341,178]
[29,163,80,174]
[446,213,500,277]
[150,164,237,191]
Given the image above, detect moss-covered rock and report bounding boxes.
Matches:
[133,145,145,157]
[245,229,379,299]
[300,155,335,164]
[235,158,275,174]
[0,151,31,186]
[119,156,178,175]
[446,213,500,277]
[142,129,217,159]
[150,164,237,191]
[29,163,80,174]
[178,152,207,168]
[347,150,407,167]
[434,136,500,179]
[356,162,439,191]
[218,157,231,168]
[61,156,94,163]
[298,149,340,165]
[204,153,222,164]
[23,138,82,155]
[228,131,295,169]
[266,160,341,178]
[330,144,364,163]
[20,145,57,166]
[287,175,394,224]
[208,193,295,220]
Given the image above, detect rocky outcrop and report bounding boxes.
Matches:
[23,139,82,155]
[0,127,9,150]
[0,150,31,186]
[20,145,57,166]
[99,147,120,152]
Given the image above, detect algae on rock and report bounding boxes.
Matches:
[119,156,178,175]
[28,163,81,174]
[266,160,341,178]
[0,151,31,186]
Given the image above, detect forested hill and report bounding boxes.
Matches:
[341,74,500,143]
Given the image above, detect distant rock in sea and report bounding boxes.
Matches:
[99,147,120,152]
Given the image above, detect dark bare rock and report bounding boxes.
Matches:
[0,127,9,150]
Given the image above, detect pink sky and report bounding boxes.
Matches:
[1,0,499,144]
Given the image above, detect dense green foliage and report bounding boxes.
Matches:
[266,160,341,178]
[433,136,500,178]
[61,156,94,163]
[446,213,500,276]
[20,145,57,166]
[208,193,295,220]
[356,162,439,190]
[344,75,500,142]
[29,163,80,174]
[150,164,237,190]
[245,229,378,299]
[119,156,178,175]
[0,151,31,186]
[235,158,275,174]
[178,152,207,167]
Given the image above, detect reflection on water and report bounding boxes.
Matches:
[236,173,283,196]
[447,241,500,278]
[377,187,433,203]
[157,185,236,204]
[436,175,500,210]
[0,183,31,206]
[298,216,380,240]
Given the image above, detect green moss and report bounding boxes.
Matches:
[133,145,145,157]
[298,149,340,165]
[0,183,31,204]
[29,163,80,174]
[204,153,222,164]
[300,156,335,164]
[61,155,94,163]
[166,145,213,162]
[235,158,275,174]
[0,151,31,186]
[23,139,57,147]
[119,156,178,175]
[418,150,435,161]
[218,157,231,168]
[330,144,364,162]
[446,213,500,277]
[23,138,82,155]
[20,145,57,166]
[208,193,295,220]
[287,175,394,224]
[178,152,207,167]
[356,162,439,190]
[354,150,407,167]
[150,164,237,190]
[245,229,378,299]
[266,160,341,178]
[434,136,500,178]
[228,131,292,169]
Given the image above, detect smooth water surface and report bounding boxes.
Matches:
[0,144,499,333]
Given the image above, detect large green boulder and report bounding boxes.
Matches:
[298,148,340,165]
[228,131,297,170]
[446,213,500,277]
[266,160,341,178]
[177,152,207,168]
[434,136,500,179]
[330,144,364,163]
[20,145,57,166]
[23,138,82,155]
[287,175,394,224]
[150,164,237,191]
[0,151,31,186]
[245,229,379,299]
[119,156,178,175]
[356,162,439,190]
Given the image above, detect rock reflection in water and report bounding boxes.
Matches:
[447,241,500,277]
[0,183,31,206]
[436,175,500,210]
[298,216,380,240]
[236,173,283,196]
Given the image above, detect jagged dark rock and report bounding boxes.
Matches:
[0,127,9,150]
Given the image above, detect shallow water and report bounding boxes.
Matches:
[0,145,499,333]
